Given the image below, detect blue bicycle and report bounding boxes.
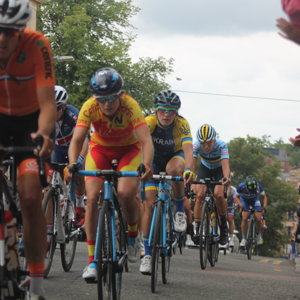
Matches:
[148,173,182,293]
[70,162,139,300]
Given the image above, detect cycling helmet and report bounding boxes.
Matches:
[54,85,68,107]
[245,175,258,193]
[154,90,181,109]
[297,207,300,217]
[90,67,123,96]
[196,124,216,143]
[0,0,32,29]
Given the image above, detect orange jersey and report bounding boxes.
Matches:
[77,94,147,147]
[0,29,55,116]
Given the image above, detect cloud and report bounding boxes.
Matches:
[133,0,284,36]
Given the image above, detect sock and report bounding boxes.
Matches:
[242,235,247,240]
[195,221,201,234]
[220,214,227,227]
[143,235,151,256]
[127,223,138,246]
[28,263,45,297]
[87,240,95,264]
[174,196,184,212]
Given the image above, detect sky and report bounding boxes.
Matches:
[129,0,300,144]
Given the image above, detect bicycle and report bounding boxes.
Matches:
[191,178,225,270]
[70,161,139,300]
[0,138,46,299]
[245,206,258,260]
[43,163,79,277]
[148,173,181,293]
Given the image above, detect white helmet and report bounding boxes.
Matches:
[0,0,32,29]
[55,85,68,107]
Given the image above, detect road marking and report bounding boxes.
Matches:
[272,260,282,265]
[259,259,270,263]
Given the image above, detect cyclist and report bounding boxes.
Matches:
[52,85,88,227]
[66,67,154,280]
[0,1,56,299]
[237,175,268,247]
[227,186,239,247]
[192,124,230,245]
[139,90,194,274]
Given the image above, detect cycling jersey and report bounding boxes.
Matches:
[146,113,192,164]
[0,29,55,116]
[227,186,237,216]
[237,182,265,211]
[193,139,229,169]
[51,105,79,163]
[76,94,146,147]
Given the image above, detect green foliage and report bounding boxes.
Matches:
[229,135,298,256]
[37,0,173,109]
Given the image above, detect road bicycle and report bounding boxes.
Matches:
[70,161,139,300]
[245,206,258,260]
[0,138,46,299]
[43,163,79,277]
[191,178,225,270]
[148,173,181,293]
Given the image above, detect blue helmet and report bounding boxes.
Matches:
[90,67,123,96]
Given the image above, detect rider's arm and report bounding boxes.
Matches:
[68,127,88,164]
[262,193,268,209]
[191,156,198,174]
[221,158,231,183]
[182,143,193,170]
[134,124,154,167]
[32,86,56,157]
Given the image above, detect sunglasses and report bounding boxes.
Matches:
[95,93,120,104]
[156,107,177,116]
[0,27,21,38]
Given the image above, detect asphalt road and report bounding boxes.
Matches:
[44,242,300,300]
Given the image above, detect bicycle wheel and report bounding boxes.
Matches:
[162,207,174,284]
[151,201,162,293]
[97,201,117,300]
[0,175,27,299]
[199,201,209,270]
[42,187,57,277]
[209,207,219,267]
[246,218,254,260]
[115,206,127,299]
[60,197,77,272]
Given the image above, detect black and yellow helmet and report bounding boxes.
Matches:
[196,124,216,143]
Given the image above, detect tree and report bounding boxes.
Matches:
[37,0,173,108]
[229,136,298,256]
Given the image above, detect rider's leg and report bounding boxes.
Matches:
[19,167,46,297]
[193,184,206,235]
[214,185,228,244]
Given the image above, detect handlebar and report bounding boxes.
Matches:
[0,134,47,187]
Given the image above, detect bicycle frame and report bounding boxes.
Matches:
[148,174,181,255]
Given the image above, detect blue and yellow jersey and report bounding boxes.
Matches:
[193,139,229,169]
[146,113,192,160]
[76,94,146,147]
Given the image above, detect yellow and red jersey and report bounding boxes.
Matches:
[77,93,147,147]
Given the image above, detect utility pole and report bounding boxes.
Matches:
[28,0,42,30]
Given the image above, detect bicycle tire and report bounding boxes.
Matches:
[209,205,219,267]
[60,197,77,272]
[115,203,127,299]
[151,201,162,293]
[97,201,117,300]
[0,174,27,300]
[162,206,174,284]
[199,201,209,270]
[246,218,254,260]
[42,187,57,277]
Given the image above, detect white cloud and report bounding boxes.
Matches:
[130,1,300,143]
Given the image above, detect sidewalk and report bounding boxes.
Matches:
[294,257,300,273]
